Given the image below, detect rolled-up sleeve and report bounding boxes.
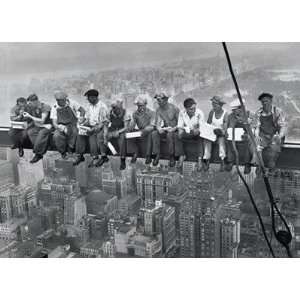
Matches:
[277,109,287,137]
[99,104,109,125]
[50,106,57,120]
[177,111,185,129]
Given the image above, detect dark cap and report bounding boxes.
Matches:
[27,94,38,102]
[183,98,196,108]
[258,92,273,101]
[16,97,27,104]
[84,89,99,97]
[154,93,169,101]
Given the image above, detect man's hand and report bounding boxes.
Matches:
[213,128,223,137]
[166,127,177,133]
[23,112,32,119]
[158,128,165,135]
[192,128,200,136]
[58,124,66,132]
[87,127,95,136]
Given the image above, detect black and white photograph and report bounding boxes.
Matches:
[0,42,299,258]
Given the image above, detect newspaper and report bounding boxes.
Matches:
[199,122,217,142]
[10,121,27,129]
[107,142,117,155]
[126,131,142,139]
[78,125,90,136]
[227,128,244,141]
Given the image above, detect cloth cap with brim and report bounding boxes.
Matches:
[230,98,245,110]
[54,91,68,100]
[134,95,148,105]
[111,98,123,107]
[27,94,38,102]
[210,95,225,105]
[84,89,99,97]
[154,93,169,101]
[258,92,273,101]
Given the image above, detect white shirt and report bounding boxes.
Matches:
[86,100,109,126]
[50,99,81,120]
[211,110,226,129]
[177,108,205,131]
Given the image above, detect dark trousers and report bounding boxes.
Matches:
[53,124,78,154]
[98,130,126,158]
[131,132,153,157]
[75,131,102,157]
[152,130,176,157]
[26,126,51,156]
[175,132,203,157]
[226,140,252,165]
[8,128,28,148]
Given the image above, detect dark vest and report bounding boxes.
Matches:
[57,106,77,125]
[260,114,277,137]
[110,109,125,131]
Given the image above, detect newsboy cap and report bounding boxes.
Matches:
[84,89,99,97]
[230,98,245,110]
[258,92,273,101]
[154,93,169,101]
[210,95,226,105]
[134,95,148,105]
[27,94,38,102]
[54,91,68,100]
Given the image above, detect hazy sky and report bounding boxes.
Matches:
[0,42,293,76]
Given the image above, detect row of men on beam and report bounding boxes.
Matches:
[9,89,287,173]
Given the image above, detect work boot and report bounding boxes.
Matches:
[18,147,24,158]
[61,152,67,159]
[73,154,85,166]
[202,159,210,172]
[145,156,152,165]
[219,160,225,172]
[244,163,251,175]
[152,155,160,167]
[177,155,186,169]
[169,156,176,168]
[120,158,126,170]
[225,161,233,172]
[131,153,138,164]
[95,156,109,167]
[10,144,18,150]
[30,154,43,164]
[88,156,99,168]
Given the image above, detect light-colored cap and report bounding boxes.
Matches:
[230,98,245,110]
[54,91,68,100]
[134,95,148,105]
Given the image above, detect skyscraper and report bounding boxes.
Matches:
[220,217,240,258]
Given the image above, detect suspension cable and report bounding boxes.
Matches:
[222,42,292,257]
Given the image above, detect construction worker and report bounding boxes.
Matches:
[202,96,228,172]
[224,98,253,174]
[73,89,109,167]
[128,95,155,164]
[253,92,287,171]
[98,97,131,170]
[50,91,85,159]
[23,94,52,163]
[8,97,28,157]
[176,97,204,170]
[152,93,179,167]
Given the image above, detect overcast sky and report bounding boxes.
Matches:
[0,42,294,76]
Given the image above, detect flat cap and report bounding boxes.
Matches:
[27,94,38,102]
[111,97,123,107]
[54,91,68,100]
[230,98,245,110]
[16,97,27,103]
[258,92,273,101]
[210,95,226,105]
[154,93,169,101]
[183,98,196,108]
[134,95,148,105]
[84,89,99,97]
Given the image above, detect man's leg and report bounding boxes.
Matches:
[130,138,139,164]
[8,128,26,157]
[53,129,67,156]
[152,130,161,166]
[66,125,78,153]
[88,133,99,167]
[166,131,176,167]
[218,137,226,172]
[73,135,87,166]
[26,126,40,150]
[144,132,153,164]
[30,128,51,163]
[118,132,127,170]
[225,141,235,171]
[95,130,109,167]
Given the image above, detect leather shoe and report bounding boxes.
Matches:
[120,158,126,170]
[145,156,152,165]
[152,155,160,166]
[18,148,24,157]
[30,154,43,164]
[73,155,85,166]
[95,156,109,167]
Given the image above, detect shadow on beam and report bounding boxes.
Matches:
[0,127,299,170]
